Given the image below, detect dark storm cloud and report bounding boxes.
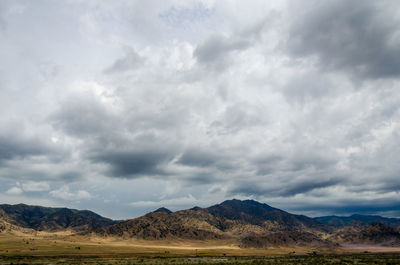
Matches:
[228,147,344,197]
[280,178,343,196]
[251,147,338,175]
[230,177,342,197]
[177,144,245,177]
[0,136,46,162]
[184,173,218,185]
[51,90,184,179]
[0,165,83,183]
[295,198,400,217]
[0,122,56,164]
[177,148,220,167]
[58,171,83,183]
[53,117,179,179]
[52,87,190,140]
[287,0,400,79]
[51,95,118,138]
[348,181,400,195]
[287,152,338,172]
[251,154,283,176]
[90,147,175,178]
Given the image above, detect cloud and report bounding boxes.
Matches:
[230,177,343,198]
[130,194,198,208]
[209,102,269,134]
[22,181,50,192]
[0,126,52,162]
[49,186,92,201]
[290,195,400,217]
[51,82,119,138]
[287,0,400,79]
[0,6,6,31]
[104,47,144,74]
[1,0,400,219]
[90,146,176,178]
[6,186,23,195]
[159,3,214,28]
[177,147,220,167]
[194,34,250,70]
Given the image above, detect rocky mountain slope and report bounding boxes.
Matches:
[330,223,400,246]
[315,214,400,228]
[2,199,400,248]
[96,208,225,240]
[95,199,330,247]
[0,204,116,232]
[204,199,324,232]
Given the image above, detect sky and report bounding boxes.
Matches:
[1,0,400,220]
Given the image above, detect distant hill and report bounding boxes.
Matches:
[205,199,324,231]
[95,199,328,247]
[331,223,400,246]
[0,208,37,234]
[315,214,400,228]
[0,209,9,233]
[0,204,117,232]
[96,207,225,240]
[3,199,400,248]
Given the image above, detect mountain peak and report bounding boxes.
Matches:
[153,207,172,214]
[218,199,274,210]
[98,198,324,241]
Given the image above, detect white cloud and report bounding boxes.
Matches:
[131,194,198,208]
[22,181,50,192]
[6,187,23,195]
[49,186,92,201]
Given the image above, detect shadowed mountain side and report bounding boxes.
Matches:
[0,209,36,234]
[331,223,400,247]
[0,204,117,232]
[0,218,36,234]
[95,209,225,240]
[239,231,336,248]
[0,211,8,233]
[153,207,172,214]
[94,199,329,245]
[315,214,400,228]
[3,199,400,248]
[205,199,326,231]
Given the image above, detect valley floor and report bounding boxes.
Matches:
[1,232,400,264]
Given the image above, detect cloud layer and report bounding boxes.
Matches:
[1,0,400,219]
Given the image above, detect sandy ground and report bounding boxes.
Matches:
[341,243,400,252]
[1,231,400,257]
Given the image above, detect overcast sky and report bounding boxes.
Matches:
[1,0,400,219]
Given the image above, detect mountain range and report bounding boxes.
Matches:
[315,214,400,228]
[1,199,400,248]
[0,203,116,232]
